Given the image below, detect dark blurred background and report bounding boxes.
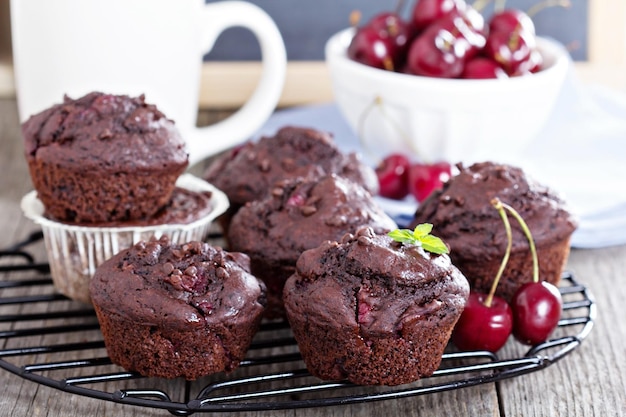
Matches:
[203,0,588,61]
[0,0,590,65]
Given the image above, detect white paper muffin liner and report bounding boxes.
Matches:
[20,174,229,304]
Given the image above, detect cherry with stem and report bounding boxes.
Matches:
[495,198,563,346]
[451,198,514,353]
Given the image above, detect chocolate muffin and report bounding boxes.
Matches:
[410,161,578,301]
[228,174,396,318]
[204,126,379,235]
[283,226,469,386]
[90,236,266,380]
[22,92,189,223]
[22,173,229,305]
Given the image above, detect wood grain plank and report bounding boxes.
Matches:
[498,247,626,417]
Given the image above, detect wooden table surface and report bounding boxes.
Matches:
[0,97,624,417]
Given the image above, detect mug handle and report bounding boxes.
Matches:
[186,1,287,166]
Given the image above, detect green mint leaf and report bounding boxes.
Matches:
[413,223,433,238]
[387,223,449,255]
[387,229,417,244]
[419,234,449,254]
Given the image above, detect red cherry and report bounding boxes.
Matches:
[368,12,413,65]
[511,281,563,345]
[444,11,487,59]
[348,26,396,71]
[357,286,374,325]
[286,193,306,207]
[408,161,451,202]
[375,153,411,200]
[461,57,509,79]
[484,29,535,75]
[406,27,457,78]
[488,9,536,36]
[369,12,406,35]
[411,0,465,31]
[229,143,248,159]
[452,291,513,353]
[406,18,472,78]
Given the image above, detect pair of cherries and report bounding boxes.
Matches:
[452,198,563,353]
[348,0,546,79]
[375,153,451,203]
[454,280,562,352]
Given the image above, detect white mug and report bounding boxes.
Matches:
[10,0,287,166]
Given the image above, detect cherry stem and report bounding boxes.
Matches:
[494,0,507,13]
[487,198,513,307]
[349,10,362,28]
[526,0,571,18]
[394,0,406,15]
[499,200,540,283]
[383,56,395,72]
[471,0,492,12]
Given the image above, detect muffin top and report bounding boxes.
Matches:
[227,174,397,263]
[90,237,266,330]
[203,126,379,206]
[410,161,578,258]
[284,226,469,336]
[22,92,188,171]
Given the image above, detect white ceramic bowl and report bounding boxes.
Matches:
[325,28,570,164]
[21,174,229,304]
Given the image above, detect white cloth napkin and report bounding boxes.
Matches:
[253,64,626,249]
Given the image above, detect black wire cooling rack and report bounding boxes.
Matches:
[0,231,596,415]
